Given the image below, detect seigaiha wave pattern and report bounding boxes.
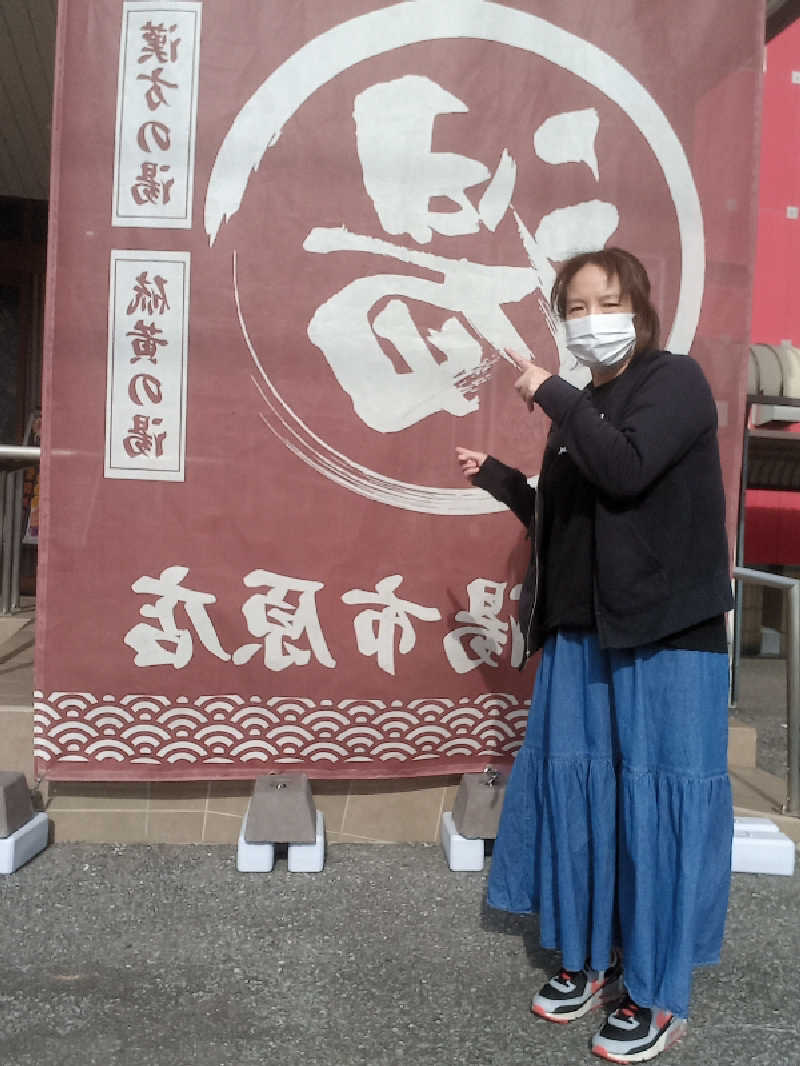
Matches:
[33,691,529,772]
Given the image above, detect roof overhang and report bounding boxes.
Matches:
[767,0,800,39]
[1,3,799,202]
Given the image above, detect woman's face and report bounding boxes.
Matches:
[565,263,633,320]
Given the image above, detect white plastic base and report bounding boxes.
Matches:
[732,816,796,876]
[759,626,782,656]
[287,810,325,872]
[237,828,275,872]
[236,806,325,873]
[440,810,485,872]
[0,811,49,875]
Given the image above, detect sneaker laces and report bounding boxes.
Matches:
[617,996,642,1020]
[614,996,674,1027]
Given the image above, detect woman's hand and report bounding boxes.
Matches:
[509,351,551,410]
[455,446,487,481]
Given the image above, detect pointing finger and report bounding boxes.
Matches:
[505,348,534,370]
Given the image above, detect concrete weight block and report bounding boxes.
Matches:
[244,773,317,844]
[452,768,507,840]
[0,771,34,838]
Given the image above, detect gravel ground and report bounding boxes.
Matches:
[0,843,798,1066]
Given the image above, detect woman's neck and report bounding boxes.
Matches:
[590,354,634,387]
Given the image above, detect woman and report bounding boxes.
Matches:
[456,248,733,1064]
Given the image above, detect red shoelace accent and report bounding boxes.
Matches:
[617,999,673,1025]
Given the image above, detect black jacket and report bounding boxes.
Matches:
[474,349,733,662]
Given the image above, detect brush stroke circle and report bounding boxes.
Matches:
[207,0,704,514]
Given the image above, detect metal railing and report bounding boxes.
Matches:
[0,445,40,616]
[733,566,800,815]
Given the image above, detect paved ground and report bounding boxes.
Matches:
[1,842,798,1066]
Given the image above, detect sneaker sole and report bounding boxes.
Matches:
[532,975,625,1024]
[591,1018,688,1063]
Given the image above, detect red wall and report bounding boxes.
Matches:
[746,22,800,567]
[752,20,800,345]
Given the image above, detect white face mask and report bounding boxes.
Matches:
[564,312,636,369]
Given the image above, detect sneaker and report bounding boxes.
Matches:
[531,952,624,1023]
[591,997,688,1062]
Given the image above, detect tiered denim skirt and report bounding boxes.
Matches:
[487,629,733,1018]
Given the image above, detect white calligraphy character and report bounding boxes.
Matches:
[443,578,511,673]
[342,574,441,676]
[124,565,230,668]
[233,569,336,671]
[509,583,525,669]
[307,75,531,432]
[354,74,516,244]
[305,77,620,431]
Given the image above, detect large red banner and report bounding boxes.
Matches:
[36,0,763,780]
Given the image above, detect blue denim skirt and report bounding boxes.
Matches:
[487,629,733,1018]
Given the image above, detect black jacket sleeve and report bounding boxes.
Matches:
[532,354,717,500]
[472,455,535,528]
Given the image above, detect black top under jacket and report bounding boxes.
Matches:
[474,349,733,664]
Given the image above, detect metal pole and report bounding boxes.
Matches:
[0,471,14,615]
[0,447,41,617]
[786,579,800,815]
[0,472,5,616]
[10,468,25,612]
[0,446,40,461]
[731,400,752,705]
[733,566,800,815]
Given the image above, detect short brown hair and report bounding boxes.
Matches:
[550,247,660,354]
